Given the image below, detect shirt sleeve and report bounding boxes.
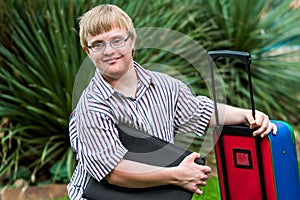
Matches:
[76,110,128,182]
[174,81,215,136]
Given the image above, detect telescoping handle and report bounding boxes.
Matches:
[208,50,255,126]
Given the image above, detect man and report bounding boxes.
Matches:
[68,4,277,200]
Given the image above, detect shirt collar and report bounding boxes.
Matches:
[133,61,154,87]
[93,68,114,100]
[93,61,154,100]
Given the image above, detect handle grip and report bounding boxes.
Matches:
[195,156,206,165]
[208,50,251,65]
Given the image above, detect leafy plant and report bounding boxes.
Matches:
[198,0,300,125]
[0,0,84,183]
[1,0,299,187]
[0,0,225,184]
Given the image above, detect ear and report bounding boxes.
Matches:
[130,36,136,50]
[82,46,91,57]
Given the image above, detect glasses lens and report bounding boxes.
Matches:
[92,43,105,52]
[89,34,129,52]
[111,37,125,48]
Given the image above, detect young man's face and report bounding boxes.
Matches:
[84,28,135,83]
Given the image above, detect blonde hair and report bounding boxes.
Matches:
[78,4,136,47]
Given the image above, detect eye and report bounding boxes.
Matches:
[93,42,105,48]
[111,38,123,45]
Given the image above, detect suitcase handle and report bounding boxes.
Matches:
[208,50,255,127]
[208,50,251,65]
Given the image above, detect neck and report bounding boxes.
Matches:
[113,67,138,98]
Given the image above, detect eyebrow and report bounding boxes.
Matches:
[89,33,127,44]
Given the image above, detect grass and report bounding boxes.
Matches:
[193,176,221,200]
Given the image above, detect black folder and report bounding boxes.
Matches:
[82,124,205,200]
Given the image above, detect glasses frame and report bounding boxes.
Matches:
[87,33,131,53]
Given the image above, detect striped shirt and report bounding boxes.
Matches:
[67,62,214,200]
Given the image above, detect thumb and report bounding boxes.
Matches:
[187,152,201,161]
[246,112,256,129]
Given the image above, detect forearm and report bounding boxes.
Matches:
[106,153,212,195]
[105,159,176,188]
[209,103,276,137]
[209,103,250,126]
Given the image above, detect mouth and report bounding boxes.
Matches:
[103,56,121,64]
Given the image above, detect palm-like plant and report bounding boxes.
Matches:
[0,0,85,183]
[0,0,225,184]
[199,0,300,124]
[1,0,299,186]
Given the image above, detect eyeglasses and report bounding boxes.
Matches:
[87,34,131,53]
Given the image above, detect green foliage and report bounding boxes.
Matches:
[198,0,300,124]
[0,0,224,184]
[0,0,83,183]
[0,0,299,187]
[50,161,69,183]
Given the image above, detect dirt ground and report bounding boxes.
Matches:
[0,183,68,200]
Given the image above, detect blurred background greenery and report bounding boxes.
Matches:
[0,0,299,196]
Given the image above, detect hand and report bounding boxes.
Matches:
[174,152,211,195]
[246,110,277,137]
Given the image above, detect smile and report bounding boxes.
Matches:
[103,56,121,63]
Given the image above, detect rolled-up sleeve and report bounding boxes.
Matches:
[174,81,214,136]
[77,111,128,182]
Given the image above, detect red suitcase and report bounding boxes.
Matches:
[208,50,300,200]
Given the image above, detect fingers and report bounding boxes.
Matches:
[179,152,211,195]
[250,111,277,137]
[249,111,268,127]
[190,172,209,195]
[272,123,277,135]
[194,187,203,195]
[193,170,209,195]
[202,165,212,175]
[197,165,211,190]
